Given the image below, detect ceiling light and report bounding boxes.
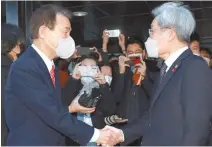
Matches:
[73,11,88,17]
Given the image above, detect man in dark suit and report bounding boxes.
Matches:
[1,23,25,146]
[104,2,212,146]
[4,4,116,146]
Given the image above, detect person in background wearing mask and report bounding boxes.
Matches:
[103,2,212,146]
[113,36,152,146]
[101,31,155,145]
[100,64,113,85]
[200,47,212,67]
[63,55,117,146]
[4,4,117,146]
[189,32,200,56]
[1,23,25,146]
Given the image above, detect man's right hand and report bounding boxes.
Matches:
[118,33,126,52]
[96,129,119,146]
[102,30,109,52]
[118,55,130,74]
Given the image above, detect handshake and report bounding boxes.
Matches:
[96,126,124,146]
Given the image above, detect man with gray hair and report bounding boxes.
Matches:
[103,2,212,146]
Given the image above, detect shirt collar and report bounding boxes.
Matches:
[165,46,188,72]
[32,44,54,72]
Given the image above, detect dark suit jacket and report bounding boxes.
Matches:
[4,46,94,146]
[122,49,212,146]
[114,68,156,123]
[1,55,13,146]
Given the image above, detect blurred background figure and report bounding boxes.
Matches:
[200,47,212,68]
[1,23,25,146]
[189,32,200,56]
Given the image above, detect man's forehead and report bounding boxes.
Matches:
[55,14,71,28]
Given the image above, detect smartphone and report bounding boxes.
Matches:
[78,65,98,77]
[76,47,95,55]
[126,54,142,66]
[105,29,120,38]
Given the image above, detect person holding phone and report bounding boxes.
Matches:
[112,36,157,145]
[62,55,117,146]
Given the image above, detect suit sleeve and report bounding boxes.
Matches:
[10,67,94,145]
[111,72,126,103]
[121,110,149,145]
[100,52,109,64]
[181,59,212,145]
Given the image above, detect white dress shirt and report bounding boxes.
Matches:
[165,46,188,72]
[32,44,54,72]
[32,44,100,143]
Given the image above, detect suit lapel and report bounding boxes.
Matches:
[150,49,192,109]
[29,47,57,91]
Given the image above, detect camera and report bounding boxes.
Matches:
[78,88,102,108]
[125,54,142,66]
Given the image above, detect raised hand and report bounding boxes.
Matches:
[118,55,130,74]
[102,30,109,46]
[92,47,103,62]
[94,71,106,85]
[68,96,96,114]
[102,30,109,52]
[118,33,126,52]
[72,63,81,80]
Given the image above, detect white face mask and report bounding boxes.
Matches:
[202,57,210,66]
[46,31,76,59]
[81,77,95,85]
[105,75,112,86]
[56,36,76,59]
[145,37,159,58]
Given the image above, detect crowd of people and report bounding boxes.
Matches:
[1,1,212,146]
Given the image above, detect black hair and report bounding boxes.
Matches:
[126,35,145,51]
[200,48,212,57]
[76,54,98,65]
[1,23,25,55]
[190,32,200,43]
[98,62,111,69]
[89,52,100,61]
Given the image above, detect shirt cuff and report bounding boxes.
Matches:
[89,128,100,142]
[121,130,125,142]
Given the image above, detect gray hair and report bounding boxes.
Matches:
[152,2,196,42]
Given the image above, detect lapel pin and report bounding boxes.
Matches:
[172,65,178,73]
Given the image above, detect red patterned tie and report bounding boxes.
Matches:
[50,65,56,88]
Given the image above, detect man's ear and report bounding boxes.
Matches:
[167,29,176,42]
[39,25,46,39]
